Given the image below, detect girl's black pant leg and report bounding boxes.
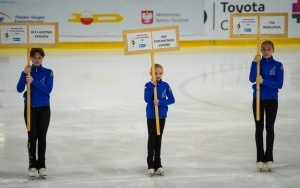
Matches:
[265,99,277,162]
[147,118,165,169]
[253,99,278,162]
[25,106,50,169]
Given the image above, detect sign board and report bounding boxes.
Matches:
[122,25,179,55]
[230,13,288,38]
[0,22,59,47]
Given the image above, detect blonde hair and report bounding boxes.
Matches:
[150,64,164,73]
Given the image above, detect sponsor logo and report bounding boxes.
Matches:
[0,12,10,22]
[244,28,252,32]
[212,2,265,31]
[139,44,146,48]
[220,2,265,13]
[292,0,300,23]
[68,11,123,25]
[13,15,45,22]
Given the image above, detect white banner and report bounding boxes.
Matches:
[0,0,299,41]
[0,0,204,40]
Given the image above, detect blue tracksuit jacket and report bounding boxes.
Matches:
[17,65,54,107]
[144,80,175,119]
[249,56,284,100]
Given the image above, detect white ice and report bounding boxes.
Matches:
[0,46,299,188]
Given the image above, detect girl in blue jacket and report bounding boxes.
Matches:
[249,40,284,171]
[17,48,54,178]
[144,64,175,176]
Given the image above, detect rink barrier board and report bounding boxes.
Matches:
[0,38,299,50]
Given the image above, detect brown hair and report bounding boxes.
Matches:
[30,48,45,57]
[261,40,274,50]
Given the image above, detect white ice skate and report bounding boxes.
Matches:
[155,167,164,176]
[256,162,264,172]
[38,168,47,178]
[266,161,274,172]
[28,168,37,177]
[148,168,155,176]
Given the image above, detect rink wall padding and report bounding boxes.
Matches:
[1,38,299,50]
[52,38,300,49]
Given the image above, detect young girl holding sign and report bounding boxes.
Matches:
[249,40,284,172]
[17,48,54,178]
[144,64,175,176]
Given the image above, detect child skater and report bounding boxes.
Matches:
[17,48,54,178]
[249,40,284,171]
[144,63,175,176]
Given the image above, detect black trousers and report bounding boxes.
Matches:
[24,105,50,169]
[252,99,278,162]
[147,118,165,170]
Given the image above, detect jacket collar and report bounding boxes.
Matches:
[31,64,42,72]
[261,56,273,63]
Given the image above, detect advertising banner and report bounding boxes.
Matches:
[203,0,300,39]
[0,0,204,41]
[0,0,299,41]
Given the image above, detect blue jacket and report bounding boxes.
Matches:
[17,65,54,107]
[249,56,284,100]
[144,80,175,119]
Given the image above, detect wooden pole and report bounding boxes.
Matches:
[151,53,160,135]
[26,48,31,131]
[256,38,260,121]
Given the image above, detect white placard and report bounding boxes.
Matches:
[0,22,59,48]
[152,29,177,49]
[0,25,27,44]
[230,13,288,38]
[123,25,179,55]
[260,16,285,34]
[29,25,56,44]
[127,32,152,52]
[232,17,258,35]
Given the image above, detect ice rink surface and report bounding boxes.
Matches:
[0,46,299,188]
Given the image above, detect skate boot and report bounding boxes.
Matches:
[266,161,274,172]
[28,168,37,177]
[38,168,47,178]
[155,167,164,176]
[148,168,155,176]
[256,162,264,172]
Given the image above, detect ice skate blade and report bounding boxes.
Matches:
[39,175,47,179]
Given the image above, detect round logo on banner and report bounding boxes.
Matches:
[80,11,94,25]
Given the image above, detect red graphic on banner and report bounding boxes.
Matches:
[292,0,300,11]
[142,11,153,24]
[80,11,94,25]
